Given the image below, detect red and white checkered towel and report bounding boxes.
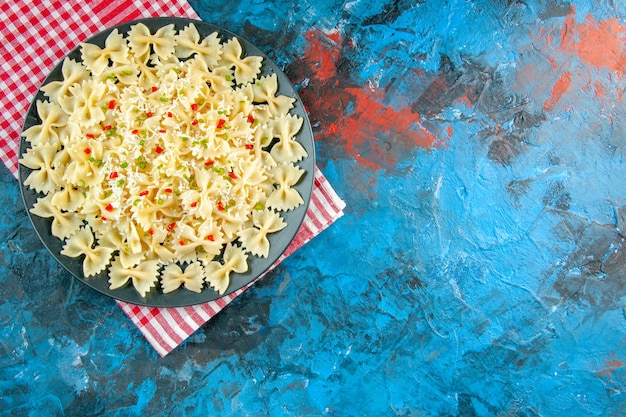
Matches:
[1,0,345,356]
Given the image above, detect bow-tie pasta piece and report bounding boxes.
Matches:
[267,163,305,212]
[175,23,222,69]
[269,114,308,164]
[127,23,176,61]
[51,186,85,212]
[61,227,115,277]
[218,37,262,85]
[161,261,205,293]
[80,29,130,76]
[41,59,91,101]
[29,194,83,240]
[252,73,295,117]
[204,243,248,294]
[21,100,69,148]
[58,80,109,128]
[108,256,160,297]
[19,142,61,194]
[239,209,287,258]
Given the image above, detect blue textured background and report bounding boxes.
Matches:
[2,0,626,415]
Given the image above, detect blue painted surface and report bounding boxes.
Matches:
[2,0,626,415]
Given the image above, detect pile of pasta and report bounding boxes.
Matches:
[19,22,308,297]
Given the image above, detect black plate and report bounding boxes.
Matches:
[18,17,315,307]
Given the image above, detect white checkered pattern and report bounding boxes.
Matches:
[1,1,345,356]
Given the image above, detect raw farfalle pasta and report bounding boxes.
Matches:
[81,29,130,76]
[266,163,305,211]
[161,262,205,294]
[239,209,287,258]
[19,22,309,297]
[269,114,308,163]
[40,59,91,102]
[61,227,115,277]
[203,243,248,295]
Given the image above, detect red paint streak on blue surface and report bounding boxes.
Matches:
[291,28,442,171]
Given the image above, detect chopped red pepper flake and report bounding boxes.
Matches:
[84,148,91,155]
[146,111,152,118]
[109,171,119,179]
[228,172,237,179]
[86,133,95,139]
[204,160,214,167]
[167,111,173,117]
[131,129,139,134]
[192,119,198,126]
[216,119,226,129]
[103,125,112,131]
[101,216,107,221]
[217,201,225,211]
[139,190,149,196]
[247,114,254,124]
[206,234,215,241]
[155,146,164,154]
[105,203,114,212]
[191,103,198,112]
[245,144,253,150]
[179,239,186,246]
[166,222,176,233]
[148,229,154,235]
[151,86,158,92]
[108,99,116,109]
[190,201,198,208]
[164,188,173,193]
[159,129,166,133]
